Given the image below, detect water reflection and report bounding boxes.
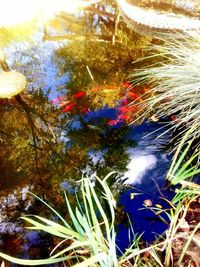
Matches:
[0,0,173,260]
[0,99,172,258]
[0,46,172,260]
[116,124,173,252]
[114,122,173,252]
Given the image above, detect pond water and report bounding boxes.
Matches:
[0,2,176,264]
[0,104,173,261]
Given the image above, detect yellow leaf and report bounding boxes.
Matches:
[155,204,162,209]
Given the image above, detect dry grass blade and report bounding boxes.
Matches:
[130,29,200,156]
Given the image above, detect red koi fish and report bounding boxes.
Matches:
[74,91,86,98]
[118,114,127,120]
[127,91,140,100]
[51,95,66,105]
[117,106,132,113]
[107,119,121,126]
[121,82,133,90]
[62,102,77,112]
[80,106,90,113]
[121,98,128,106]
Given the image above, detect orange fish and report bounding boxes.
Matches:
[74,91,86,98]
[62,102,77,112]
[127,91,139,100]
[60,100,71,107]
[117,106,132,113]
[121,82,133,90]
[107,119,120,126]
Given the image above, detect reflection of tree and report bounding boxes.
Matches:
[46,0,151,108]
[63,111,136,181]
[0,0,143,204]
[0,91,63,196]
[0,29,67,200]
[0,90,135,199]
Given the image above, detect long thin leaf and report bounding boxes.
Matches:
[73,253,107,267]
[0,252,69,266]
[64,192,85,235]
[51,240,91,259]
[29,192,70,228]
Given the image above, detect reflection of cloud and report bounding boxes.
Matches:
[123,148,158,185]
[123,125,171,185]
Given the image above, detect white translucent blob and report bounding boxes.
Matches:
[0,71,27,98]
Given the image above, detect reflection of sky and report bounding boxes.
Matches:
[84,111,171,186]
[115,123,173,250]
[4,30,68,100]
[123,124,171,185]
[88,150,105,165]
[70,120,82,130]
[85,107,118,122]
[124,150,158,184]
[2,27,174,254]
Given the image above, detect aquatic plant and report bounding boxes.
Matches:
[0,166,199,266]
[130,29,200,156]
[121,193,200,267]
[167,128,200,186]
[0,173,139,266]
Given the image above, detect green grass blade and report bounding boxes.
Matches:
[29,192,70,228]
[64,191,85,235]
[21,216,82,240]
[0,252,69,266]
[175,153,198,177]
[73,253,107,267]
[172,169,200,184]
[170,142,191,177]
[50,240,91,259]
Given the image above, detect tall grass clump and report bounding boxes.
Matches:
[121,139,200,267]
[0,174,140,266]
[0,170,199,266]
[130,30,200,155]
[167,127,200,186]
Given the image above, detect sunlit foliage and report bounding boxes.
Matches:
[48,0,151,109]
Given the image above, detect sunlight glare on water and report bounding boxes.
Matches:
[0,0,97,27]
